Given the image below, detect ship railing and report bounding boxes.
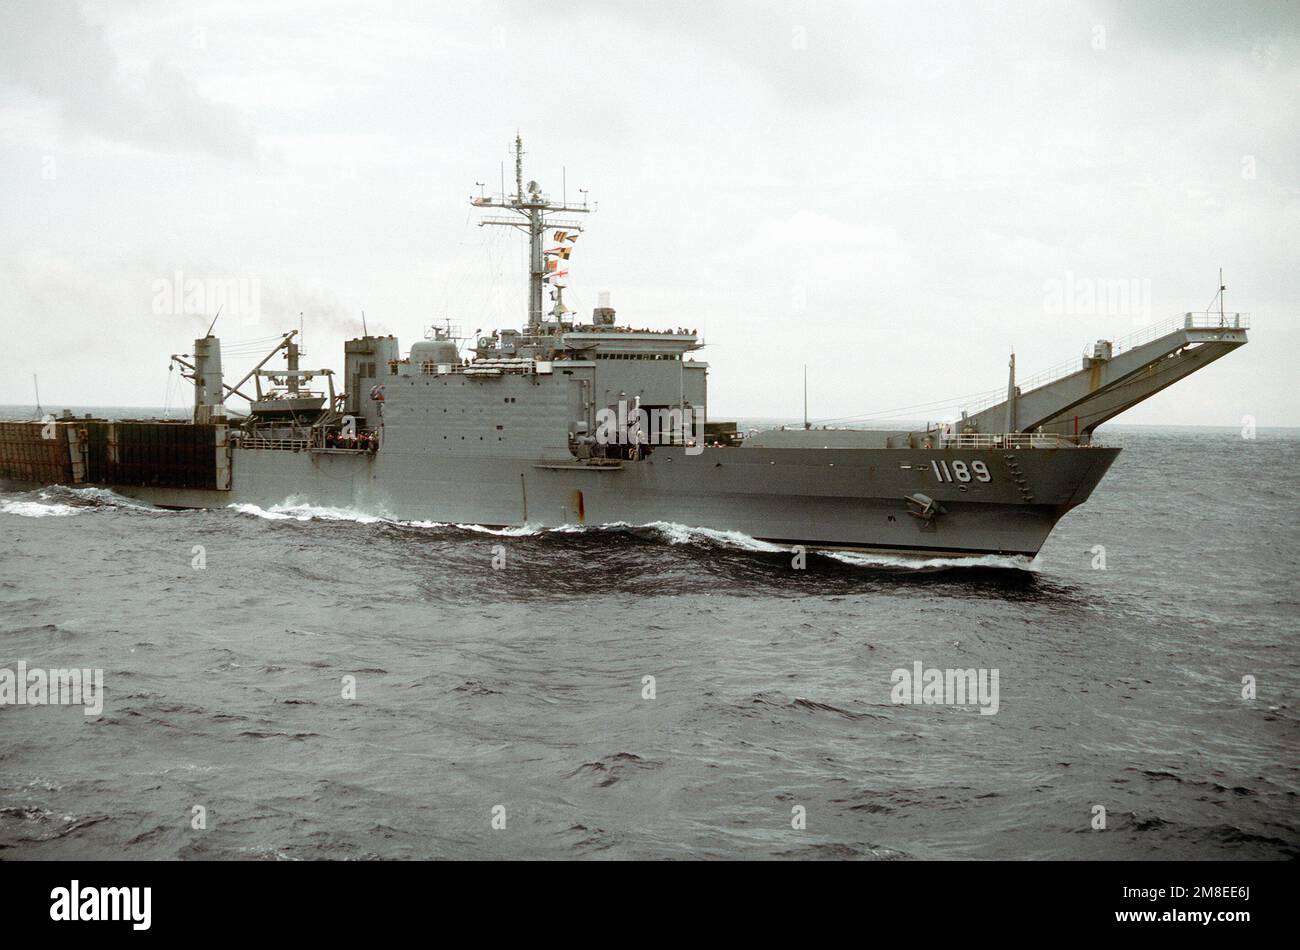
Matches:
[959,313,1251,417]
[938,433,1098,450]
[316,428,380,452]
[232,437,312,451]
[1110,312,1249,357]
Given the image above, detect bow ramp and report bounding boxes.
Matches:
[957,313,1249,438]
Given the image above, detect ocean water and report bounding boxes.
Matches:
[1,423,1296,859]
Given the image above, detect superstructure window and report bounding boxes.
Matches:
[592,352,680,360]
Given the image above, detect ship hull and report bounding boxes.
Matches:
[15,444,1120,558]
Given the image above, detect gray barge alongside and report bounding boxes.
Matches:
[0,140,1249,558]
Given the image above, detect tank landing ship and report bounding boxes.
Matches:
[1,140,1249,558]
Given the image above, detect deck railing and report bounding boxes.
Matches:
[231,437,311,451]
[960,313,1250,417]
[1110,312,1249,357]
[938,432,1098,449]
[233,435,381,453]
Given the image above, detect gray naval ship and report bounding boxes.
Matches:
[1,139,1250,558]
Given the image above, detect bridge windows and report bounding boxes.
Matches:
[593,352,681,360]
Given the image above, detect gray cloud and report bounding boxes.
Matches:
[0,0,255,160]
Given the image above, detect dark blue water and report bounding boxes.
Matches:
[1,424,1297,858]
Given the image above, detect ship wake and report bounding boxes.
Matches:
[637,521,1037,571]
[825,550,1039,573]
[224,501,1037,572]
[227,500,538,535]
[0,485,165,518]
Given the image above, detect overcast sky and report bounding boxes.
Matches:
[1,0,1295,426]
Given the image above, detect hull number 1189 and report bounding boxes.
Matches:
[932,459,992,483]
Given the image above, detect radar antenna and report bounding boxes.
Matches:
[471,134,592,331]
[1204,269,1229,326]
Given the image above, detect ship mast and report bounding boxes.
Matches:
[472,135,592,331]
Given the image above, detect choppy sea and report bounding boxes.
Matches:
[1,418,1297,859]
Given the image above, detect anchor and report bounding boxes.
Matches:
[904,492,946,527]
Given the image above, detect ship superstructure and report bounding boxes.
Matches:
[0,140,1249,558]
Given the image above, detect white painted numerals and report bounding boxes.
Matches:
[932,459,991,483]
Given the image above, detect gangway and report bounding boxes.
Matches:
[951,313,1248,439]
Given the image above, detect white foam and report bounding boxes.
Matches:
[826,550,1039,571]
[62,486,161,511]
[220,503,1034,569]
[453,522,544,536]
[1,499,81,518]
[1,485,162,518]
[228,499,388,523]
[229,498,559,535]
[637,520,788,552]
[228,502,298,521]
[625,521,1029,567]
